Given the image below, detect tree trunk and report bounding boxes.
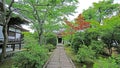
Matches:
[0,0,14,62]
[40,34,43,45]
[108,44,112,56]
[108,48,112,56]
[1,25,8,61]
[38,21,43,45]
[39,30,43,45]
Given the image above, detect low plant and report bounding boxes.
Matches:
[113,55,120,67]
[93,57,119,68]
[13,45,48,68]
[44,44,55,52]
[90,40,105,56]
[12,32,49,68]
[76,45,95,63]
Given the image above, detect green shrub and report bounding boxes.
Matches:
[71,32,91,53]
[76,45,95,63]
[71,32,85,53]
[46,34,57,46]
[12,32,49,68]
[13,45,48,68]
[44,44,55,52]
[90,41,105,56]
[113,55,120,67]
[93,57,119,68]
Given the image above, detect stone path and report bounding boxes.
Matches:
[44,44,75,68]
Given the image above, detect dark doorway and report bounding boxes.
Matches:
[58,37,62,43]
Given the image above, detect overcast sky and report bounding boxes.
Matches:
[69,0,120,20]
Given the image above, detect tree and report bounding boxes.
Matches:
[100,15,120,55]
[0,0,29,61]
[83,0,119,24]
[81,0,120,56]
[0,0,15,61]
[64,14,90,31]
[13,32,49,68]
[71,32,85,53]
[14,0,78,45]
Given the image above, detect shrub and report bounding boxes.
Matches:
[13,45,48,68]
[76,45,95,63]
[114,55,120,67]
[12,32,49,68]
[93,57,119,68]
[71,32,91,53]
[46,34,57,46]
[90,40,105,56]
[71,32,85,53]
[44,44,55,52]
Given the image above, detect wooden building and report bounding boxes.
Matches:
[0,1,29,52]
[0,17,29,51]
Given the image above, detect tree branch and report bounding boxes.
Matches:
[6,0,15,23]
[8,0,14,10]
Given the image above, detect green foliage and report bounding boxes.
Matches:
[81,0,120,56]
[71,32,91,53]
[62,27,75,46]
[13,45,48,68]
[76,45,95,63]
[82,65,87,68]
[71,32,85,53]
[103,15,120,44]
[13,0,79,45]
[113,55,120,67]
[85,27,100,41]
[22,32,39,46]
[45,34,57,46]
[93,57,119,68]
[90,41,105,55]
[44,44,55,52]
[83,0,120,23]
[13,32,48,68]
[98,15,120,55]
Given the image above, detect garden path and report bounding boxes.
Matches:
[44,44,75,68]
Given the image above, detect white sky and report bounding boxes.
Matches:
[22,0,120,32]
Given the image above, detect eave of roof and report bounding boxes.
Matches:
[11,25,29,32]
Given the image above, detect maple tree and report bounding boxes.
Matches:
[63,14,90,35]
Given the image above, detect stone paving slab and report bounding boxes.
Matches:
[45,44,75,68]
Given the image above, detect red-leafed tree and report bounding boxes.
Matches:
[64,14,90,30]
[62,14,90,35]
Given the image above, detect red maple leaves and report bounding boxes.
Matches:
[61,14,90,36]
[64,14,90,31]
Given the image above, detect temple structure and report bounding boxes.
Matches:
[0,1,29,52]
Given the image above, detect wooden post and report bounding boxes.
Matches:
[12,44,15,51]
[19,39,21,50]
